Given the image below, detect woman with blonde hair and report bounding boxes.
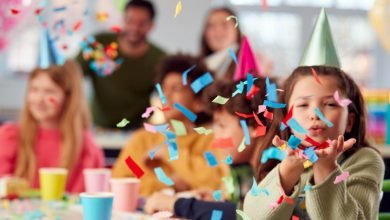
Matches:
[0,60,104,193]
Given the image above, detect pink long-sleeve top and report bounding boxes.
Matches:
[0,122,105,193]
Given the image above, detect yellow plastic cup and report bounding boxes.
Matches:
[39,168,68,201]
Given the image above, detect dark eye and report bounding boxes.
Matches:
[296,104,308,108]
[325,102,337,107]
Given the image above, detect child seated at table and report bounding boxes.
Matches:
[112,54,229,196]
[0,60,104,193]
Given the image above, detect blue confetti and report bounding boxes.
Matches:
[173,103,197,122]
[53,6,67,12]
[190,72,214,94]
[263,100,286,109]
[232,81,245,97]
[204,151,218,167]
[303,147,318,163]
[287,118,308,134]
[154,167,174,186]
[314,108,334,127]
[287,135,301,149]
[304,184,313,192]
[182,64,196,85]
[246,73,254,95]
[211,210,223,220]
[240,120,251,145]
[223,155,233,165]
[155,83,167,105]
[213,190,223,201]
[266,77,277,102]
[261,147,286,163]
[228,48,238,64]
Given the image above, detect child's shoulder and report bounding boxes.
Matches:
[350,147,382,161]
[0,122,20,138]
[342,147,384,180]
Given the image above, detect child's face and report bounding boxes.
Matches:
[162,72,199,121]
[288,75,354,144]
[205,10,238,52]
[28,73,65,127]
[213,109,254,164]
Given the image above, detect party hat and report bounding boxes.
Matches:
[233,36,263,81]
[39,29,65,68]
[300,8,340,68]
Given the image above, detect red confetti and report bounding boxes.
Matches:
[246,85,260,100]
[211,138,234,148]
[125,156,144,178]
[73,21,82,31]
[111,25,122,33]
[235,112,254,119]
[35,8,44,15]
[282,106,294,126]
[311,67,321,85]
[263,109,273,120]
[10,9,20,14]
[159,106,171,112]
[255,126,266,137]
[253,112,264,126]
[276,195,284,204]
[304,136,329,149]
[292,215,299,220]
[62,44,68,50]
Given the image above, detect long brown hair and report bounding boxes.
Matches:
[255,66,371,181]
[15,60,91,182]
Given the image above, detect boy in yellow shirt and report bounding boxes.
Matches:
[112,54,229,196]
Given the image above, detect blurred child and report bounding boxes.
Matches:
[0,60,104,193]
[143,78,274,219]
[112,54,229,196]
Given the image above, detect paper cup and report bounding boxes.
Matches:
[80,192,113,220]
[110,178,140,212]
[39,168,68,201]
[83,168,111,193]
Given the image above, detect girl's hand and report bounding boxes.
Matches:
[274,135,306,195]
[312,135,356,185]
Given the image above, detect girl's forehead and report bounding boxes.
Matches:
[291,75,340,95]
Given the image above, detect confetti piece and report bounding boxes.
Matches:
[255,126,266,137]
[193,127,213,135]
[222,176,234,194]
[211,210,223,220]
[246,85,260,99]
[304,136,329,149]
[235,112,254,118]
[35,8,44,15]
[282,106,294,128]
[204,151,218,167]
[10,9,20,14]
[155,83,167,105]
[236,209,251,220]
[173,103,197,122]
[240,120,251,145]
[211,138,234,148]
[226,15,239,28]
[287,118,308,134]
[73,21,82,31]
[303,160,313,168]
[182,64,196,85]
[303,184,312,192]
[111,25,122,33]
[174,0,182,18]
[253,112,264,126]
[53,6,67,12]
[263,100,286,109]
[292,215,299,220]
[250,177,259,196]
[212,96,230,105]
[190,72,214,94]
[125,156,144,178]
[222,155,233,165]
[263,109,274,120]
[334,171,349,184]
[228,48,238,64]
[142,106,156,118]
[238,138,246,152]
[287,135,301,149]
[96,12,109,21]
[116,118,130,128]
[152,211,173,219]
[311,67,321,85]
[258,105,267,113]
[162,131,179,161]
[170,119,187,136]
[154,167,174,186]
[232,81,245,97]
[213,190,223,201]
[314,108,333,127]
[266,78,277,102]
[334,90,352,107]
[144,122,157,133]
[261,147,286,163]
[303,147,318,163]
[246,73,254,95]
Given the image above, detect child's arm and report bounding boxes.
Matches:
[243,136,305,219]
[0,123,19,176]
[306,147,385,219]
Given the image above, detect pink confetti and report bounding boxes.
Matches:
[334,90,352,107]
[142,106,156,118]
[143,123,156,133]
[257,105,266,113]
[311,67,321,85]
[334,171,349,184]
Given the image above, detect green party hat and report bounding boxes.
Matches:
[300,8,340,67]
